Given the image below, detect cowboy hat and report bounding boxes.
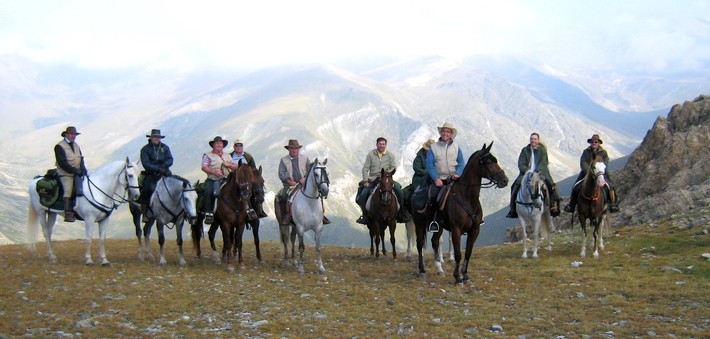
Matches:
[587,134,603,144]
[61,126,81,137]
[437,122,457,139]
[233,139,244,146]
[422,139,435,150]
[284,139,303,149]
[209,136,228,148]
[146,129,166,138]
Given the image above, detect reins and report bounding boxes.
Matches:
[83,165,136,218]
[155,177,196,228]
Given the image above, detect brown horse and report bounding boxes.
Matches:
[366,168,398,258]
[412,142,509,285]
[213,163,253,271]
[246,165,266,264]
[575,156,609,258]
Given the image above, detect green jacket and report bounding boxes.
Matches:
[411,148,428,188]
[362,149,396,182]
[514,144,554,185]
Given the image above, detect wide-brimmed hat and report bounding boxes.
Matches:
[209,136,228,148]
[437,122,457,139]
[422,139,435,150]
[146,129,166,138]
[587,134,603,144]
[233,139,244,146]
[284,139,303,150]
[61,126,80,137]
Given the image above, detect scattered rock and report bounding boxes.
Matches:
[490,324,503,332]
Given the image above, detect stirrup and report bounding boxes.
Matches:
[204,213,214,224]
[428,220,440,233]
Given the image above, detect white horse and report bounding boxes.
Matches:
[516,170,554,258]
[143,175,198,266]
[281,158,329,274]
[27,157,141,265]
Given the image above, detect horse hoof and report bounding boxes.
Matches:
[297,266,305,275]
[227,265,235,273]
[179,260,187,266]
[85,259,94,266]
[522,254,528,259]
[318,268,326,275]
[159,259,167,266]
[101,260,111,267]
[49,255,57,263]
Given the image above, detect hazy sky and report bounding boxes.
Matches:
[1,0,708,73]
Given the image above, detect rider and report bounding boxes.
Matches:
[355,137,410,224]
[54,126,87,222]
[412,139,435,190]
[506,132,562,219]
[276,139,331,225]
[201,136,238,224]
[426,122,465,205]
[139,129,174,222]
[229,139,267,218]
[563,134,620,213]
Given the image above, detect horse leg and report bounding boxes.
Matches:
[279,225,290,265]
[42,212,58,262]
[143,221,155,262]
[315,227,325,274]
[405,220,414,261]
[83,219,95,265]
[297,231,306,275]
[190,218,203,259]
[579,217,587,258]
[543,213,554,252]
[374,225,382,258]
[208,222,220,264]
[592,218,600,259]
[447,230,455,263]
[236,224,245,269]
[132,207,144,261]
[415,219,427,275]
[157,222,167,265]
[368,226,375,256]
[251,220,264,264]
[97,218,111,266]
[461,226,480,284]
[389,222,397,260]
[223,222,234,272]
[532,214,541,258]
[520,216,529,259]
[432,231,445,275]
[290,225,297,267]
[176,220,187,266]
[451,230,463,283]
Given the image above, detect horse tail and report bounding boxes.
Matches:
[26,195,39,252]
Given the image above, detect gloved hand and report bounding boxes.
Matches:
[74,168,83,176]
[159,167,167,176]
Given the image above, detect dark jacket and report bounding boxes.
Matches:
[514,144,554,185]
[230,151,256,169]
[574,146,610,182]
[140,142,173,175]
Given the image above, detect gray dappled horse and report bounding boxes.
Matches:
[141,175,198,266]
[27,158,141,265]
[516,169,554,259]
[277,158,329,274]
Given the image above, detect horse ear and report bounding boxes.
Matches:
[392,168,396,175]
[125,156,130,164]
[323,158,327,165]
[257,165,263,175]
[313,157,319,164]
[195,179,201,186]
[381,168,385,176]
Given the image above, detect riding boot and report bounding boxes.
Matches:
[63,197,75,222]
[505,183,519,218]
[278,200,289,225]
[564,185,579,213]
[547,182,561,217]
[609,186,620,213]
[356,204,369,225]
[394,187,411,223]
[140,204,151,223]
[322,200,331,225]
[204,199,215,224]
[257,202,268,218]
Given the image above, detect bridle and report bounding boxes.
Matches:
[301,162,330,199]
[155,176,197,226]
[84,163,139,215]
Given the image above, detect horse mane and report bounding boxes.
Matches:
[167,174,191,187]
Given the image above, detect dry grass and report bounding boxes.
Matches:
[1,212,708,337]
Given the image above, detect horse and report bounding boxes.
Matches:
[214,163,253,272]
[575,156,609,258]
[366,168,398,258]
[277,158,329,274]
[412,142,508,284]
[128,201,156,261]
[516,170,555,259]
[140,175,199,266]
[27,157,141,265]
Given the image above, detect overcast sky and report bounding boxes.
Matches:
[1,0,708,74]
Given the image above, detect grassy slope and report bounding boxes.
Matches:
[1,209,708,337]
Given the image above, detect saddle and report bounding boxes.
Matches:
[411,179,455,212]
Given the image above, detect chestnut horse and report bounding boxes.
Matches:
[412,142,508,284]
[214,163,253,272]
[575,156,609,258]
[366,168,398,258]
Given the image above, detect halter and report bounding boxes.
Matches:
[84,163,138,215]
[517,171,543,212]
[155,176,196,227]
[300,162,329,199]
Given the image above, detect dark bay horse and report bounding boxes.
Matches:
[214,163,253,272]
[575,156,609,258]
[367,168,398,258]
[412,142,509,285]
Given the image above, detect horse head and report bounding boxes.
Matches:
[124,157,141,201]
[592,157,607,187]
[476,142,509,188]
[251,165,265,205]
[180,178,199,225]
[378,168,396,205]
[528,170,543,200]
[311,158,330,198]
[235,163,253,201]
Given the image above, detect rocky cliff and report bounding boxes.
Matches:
[614,95,710,225]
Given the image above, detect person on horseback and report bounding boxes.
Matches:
[139,129,174,222]
[564,134,620,213]
[506,132,561,218]
[201,136,238,224]
[230,139,267,218]
[54,126,87,222]
[356,137,410,224]
[425,122,465,206]
[412,139,435,189]
[277,139,331,225]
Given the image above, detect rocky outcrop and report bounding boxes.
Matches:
[614,95,710,225]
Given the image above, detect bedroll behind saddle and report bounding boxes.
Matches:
[36,169,62,209]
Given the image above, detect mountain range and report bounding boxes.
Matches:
[0,55,707,248]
